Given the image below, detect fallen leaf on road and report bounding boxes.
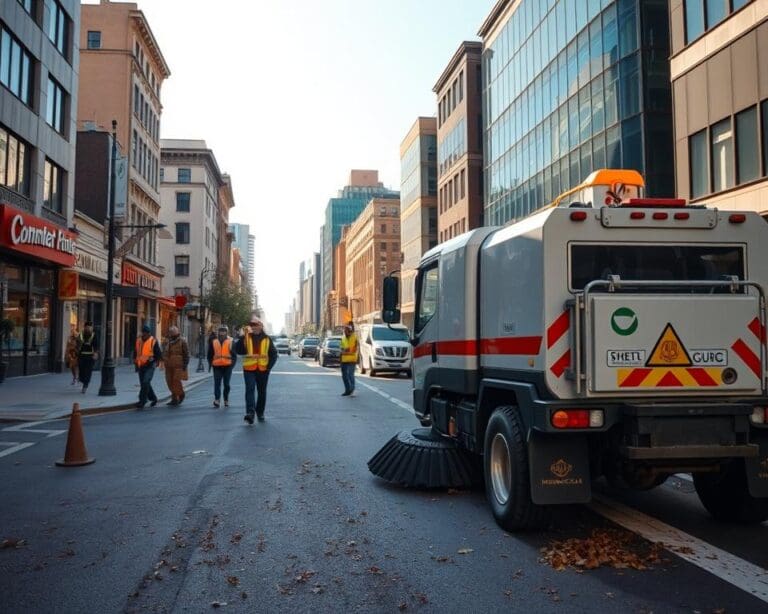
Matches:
[227,576,239,587]
[1,538,27,549]
[210,601,226,608]
[230,533,243,544]
[295,570,316,583]
[413,592,429,604]
[367,566,383,575]
[457,548,474,555]
[540,529,665,572]
[434,556,452,563]
[277,584,294,595]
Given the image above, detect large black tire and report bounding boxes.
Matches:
[320,355,326,367]
[369,357,377,377]
[359,358,366,374]
[693,460,768,524]
[484,406,550,530]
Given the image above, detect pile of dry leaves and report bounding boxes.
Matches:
[540,528,666,571]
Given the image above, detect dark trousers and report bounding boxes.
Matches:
[138,365,157,404]
[213,365,233,401]
[78,356,95,386]
[243,369,269,417]
[341,362,356,393]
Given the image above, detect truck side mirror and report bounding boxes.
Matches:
[382,276,400,324]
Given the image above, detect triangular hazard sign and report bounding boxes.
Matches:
[646,324,692,367]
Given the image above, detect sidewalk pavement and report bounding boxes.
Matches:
[0,364,212,422]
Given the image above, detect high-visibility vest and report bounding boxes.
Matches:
[243,335,269,372]
[212,338,233,367]
[135,336,156,368]
[79,332,96,356]
[340,333,358,363]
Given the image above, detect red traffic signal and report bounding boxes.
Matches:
[174,294,188,309]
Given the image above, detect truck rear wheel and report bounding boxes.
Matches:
[693,460,768,524]
[358,358,366,374]
[484,406,550,530]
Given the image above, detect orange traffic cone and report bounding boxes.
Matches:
[55,403,95,467]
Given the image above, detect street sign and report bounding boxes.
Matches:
[58,270,79,300]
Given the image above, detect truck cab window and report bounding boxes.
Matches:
[415,265,439,332]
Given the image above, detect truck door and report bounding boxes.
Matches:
[412,261,440,416]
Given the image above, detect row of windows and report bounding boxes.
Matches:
[486,118,639,225]
[45,76,66,134]
[690,101,768,199]
[134,40,160,96]
[45,0,69,57]
[133,84,159,142]
[0,125,31,197]
[438,70,463,127]
[131,130,159,190]
[127,204,157,264]
[43,157,63,213]
[684,0,752,45]
[439,169,466,214]
[439,219,466,244]
[438,117,466,176]
[1,26,33,105]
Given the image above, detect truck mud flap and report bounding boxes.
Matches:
[745,431,768,498]
[528,433,591,505]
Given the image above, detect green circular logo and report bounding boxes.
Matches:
[611,307,638,336]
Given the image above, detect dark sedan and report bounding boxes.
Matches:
[318,337,342,367]
[298,337,320,358]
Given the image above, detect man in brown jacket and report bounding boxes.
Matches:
[162,326,190,406]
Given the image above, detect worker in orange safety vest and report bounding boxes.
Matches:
[133,324,163,408]
[235,316,277,424]
[207,325,237,408]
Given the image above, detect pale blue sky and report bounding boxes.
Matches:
[102,0,496,329]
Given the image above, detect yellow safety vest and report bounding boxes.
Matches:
[243,336,269,372]
[340,333,358,363]
[135,337,156,367]
[212,338,233,367]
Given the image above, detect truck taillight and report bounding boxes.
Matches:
[630,211,645,220]
[751,407,767,424]
[551,409,604,429]
[570,211,587,221]
[729,214,746,224]
[652,212,669,220]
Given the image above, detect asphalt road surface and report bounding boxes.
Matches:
[0,356,766,613]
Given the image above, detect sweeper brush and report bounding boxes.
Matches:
[367,427,482,489]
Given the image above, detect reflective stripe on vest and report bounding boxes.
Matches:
[79,332,95,355]
[135,337,156,367]
[340,333,358,363]
[212,338,233,367]
[243,336,269,371]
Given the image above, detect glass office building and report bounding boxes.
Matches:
[480,0,673,225]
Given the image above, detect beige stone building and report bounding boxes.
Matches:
[669,0,768,216]
[345,197,401,324]
[434,41,484,243]
[399,117,437,329]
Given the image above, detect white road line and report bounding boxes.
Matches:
[358,381,414,415]
[3,421,66,437]
[0,442,36,459]
[589,494,768,604]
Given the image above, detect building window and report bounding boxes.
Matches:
[175,222,190,244]
[45,0,69,57]
[17,0,33,16]
[175,255,190,277]
[0,27,33,105]
[735,106,758,185]
[176,192,190,212]
[160,167,165,182]
[87,31,101,49]
[178,168,191,183]
[43,158,64,213]
[460,169,466,199]
[46,77,66,134]
[762,101,768,178]
[684,0,750,44]
[205,227,210,248]
[711,118,733,193]
[690,130,708,199]
[0,126,31,196]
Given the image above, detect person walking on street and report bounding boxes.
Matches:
[66,328,78,385]
[76,321,98,393]
[134,324,162,409]
[340,322,358,396]
[235,316,277,424]
[162,326,190,406]
[208,325,237,408]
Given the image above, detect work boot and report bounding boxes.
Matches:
[257,414,265,422]
[150,399,158,407]
[224,399,229,407]
[341,391,351,396]
[244,414,254,425]
[81,385,87,394]
[213,400,220,408]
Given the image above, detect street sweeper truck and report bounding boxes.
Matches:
[368,169,768,531]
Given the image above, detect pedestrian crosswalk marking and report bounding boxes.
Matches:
[0,442,35,459]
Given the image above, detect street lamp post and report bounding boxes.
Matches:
[98,120,119,396]
[196,264,215,372]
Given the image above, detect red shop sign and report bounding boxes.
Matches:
[121,262,160,293]
[0,203,77,267]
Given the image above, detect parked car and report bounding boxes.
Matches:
[357,324,412,377]
[298,336,320,358]
[274,338,291,355]
[318,336,342,367]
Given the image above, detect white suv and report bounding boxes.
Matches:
[357,324,412,377]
